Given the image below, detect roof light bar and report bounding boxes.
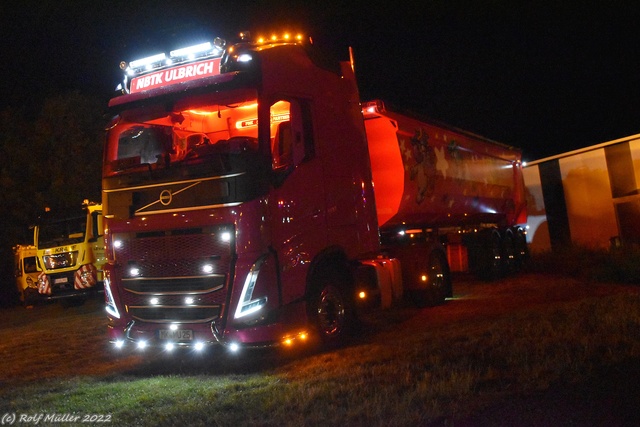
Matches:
[116,32,308,93]
[255,32,305,44]
[123,41,224,77]
[128,53,167,70]
[170,42,215,59]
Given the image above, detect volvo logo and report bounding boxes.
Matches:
[135,180,205,214]
[159,189,173,206]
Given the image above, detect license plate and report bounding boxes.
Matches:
[54,277,68,284]
[158,329,193,341]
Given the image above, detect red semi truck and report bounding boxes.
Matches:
[102,32,526,353]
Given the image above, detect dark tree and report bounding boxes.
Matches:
[0,91,106,306]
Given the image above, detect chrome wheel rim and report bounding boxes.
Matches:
[317,285,345,337]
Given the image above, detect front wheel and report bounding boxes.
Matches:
[307,273,356,347]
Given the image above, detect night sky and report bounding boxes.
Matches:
[2,1,640,161]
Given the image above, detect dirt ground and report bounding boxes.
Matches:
[1,273,639,425]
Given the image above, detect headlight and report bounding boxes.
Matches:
[234,257,268,319]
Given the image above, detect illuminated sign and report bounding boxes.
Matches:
[271,113,290,123]
[236,113,290,129]
[237,119,259,128]
[130,58,221,94]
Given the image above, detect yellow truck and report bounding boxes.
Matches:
[13,244,40,305]
[34,201,106,306]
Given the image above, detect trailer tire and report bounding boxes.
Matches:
[307,265,357,347]
[514,226,529,269]
[502,229,517,275]
[410,249,451,307]
[476,229,503,281]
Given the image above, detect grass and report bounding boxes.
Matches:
[1,248,639,425]
[525,244,640,284]
[1,278,639,426]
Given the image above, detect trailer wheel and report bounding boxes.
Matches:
[411,249,451,307]
[502,229,516,274]
[514,227,529,269]
[307,267,356,347]
[477,230,503,280]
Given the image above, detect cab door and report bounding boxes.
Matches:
[268,97,325,304]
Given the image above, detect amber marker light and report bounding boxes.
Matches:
[282,331,308,347]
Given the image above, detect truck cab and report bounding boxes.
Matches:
[34,202,106,306]
[103,33,382,352]
[13,244,40,306]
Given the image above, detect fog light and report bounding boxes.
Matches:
[229,342,240,352]
[165,343,174,351]
[137,340,147,349]
[114,340,124,349]
[194,342,204,351]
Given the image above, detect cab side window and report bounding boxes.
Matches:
[270,98,313,170]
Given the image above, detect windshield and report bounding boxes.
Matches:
[104,89,260,178]
[37,216,87,248]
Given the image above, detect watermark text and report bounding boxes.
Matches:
[1,413,112,425]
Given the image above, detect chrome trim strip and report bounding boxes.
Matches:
[103,172,245,193]
[129,305,221,323]
[122,274,225,281]
[123,285,224,296]
[132,202,242,216]
[124,320,135,340]
[135,180,203,213]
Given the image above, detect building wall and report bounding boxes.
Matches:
[524,135,640,252]
[522,165,551,252]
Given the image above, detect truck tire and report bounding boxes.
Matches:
[410,249,451,307]
[307,268,356,347]
[502,229,517,275]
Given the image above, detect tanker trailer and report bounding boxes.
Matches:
[363,100,527,282]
